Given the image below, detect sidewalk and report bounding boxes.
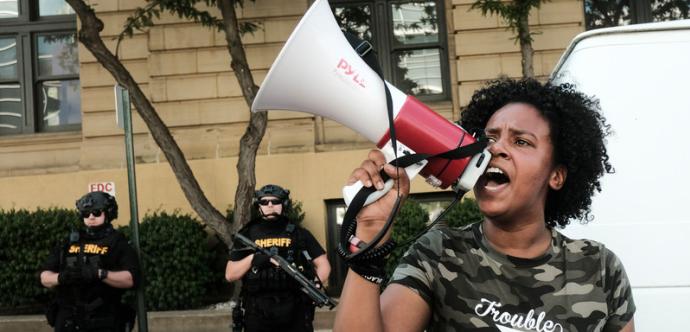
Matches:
[0,307,335,332]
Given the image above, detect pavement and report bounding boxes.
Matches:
[0,307,336,332]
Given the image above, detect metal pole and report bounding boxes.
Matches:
[117,85,149,332]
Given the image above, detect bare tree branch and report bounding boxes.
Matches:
[217,0,268,235]
[66,0,233,244]
[472,0,546,78]
[516,13,534,78]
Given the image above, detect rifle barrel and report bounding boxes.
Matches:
[234,234,337,309]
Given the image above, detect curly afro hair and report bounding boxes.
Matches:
[460,78,613,228]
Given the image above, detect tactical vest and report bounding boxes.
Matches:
[58,228,120,308]
[242,222,314,294]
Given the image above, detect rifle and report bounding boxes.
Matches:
[234,233,337,309]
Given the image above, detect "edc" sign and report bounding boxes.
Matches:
[88,182,116,197]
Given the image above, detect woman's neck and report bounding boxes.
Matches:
[482,217,552,259]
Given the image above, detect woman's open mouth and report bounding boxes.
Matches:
[480,166,510,191]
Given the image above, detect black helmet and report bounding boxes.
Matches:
[253,184,291,212]
[76,191,118,222]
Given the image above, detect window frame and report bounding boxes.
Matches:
[0,34,23,135]
[583,0,690,30]
[330,0,452,102]
[0,1,78,135]
[0,0,22,22]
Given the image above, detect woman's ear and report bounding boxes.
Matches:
[549,165,567,190]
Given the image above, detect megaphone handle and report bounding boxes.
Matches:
[343,178,393,207]
[342,154,426,206]
[343,142,427,206]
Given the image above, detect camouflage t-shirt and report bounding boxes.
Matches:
[390,222,635,332]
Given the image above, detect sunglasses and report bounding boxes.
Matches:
[258,199,283,206]
[80,209,104,218]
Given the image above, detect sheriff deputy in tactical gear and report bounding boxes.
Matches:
[39,191,140,332]
[226,184,331,332]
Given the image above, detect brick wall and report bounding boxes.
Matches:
[451,0,584,108]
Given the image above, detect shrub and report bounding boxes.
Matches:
[0,208,231,314]
[120,212,224,311]
[0,196,312,313]
[443,197,483,228]
[0,208,81,314]
[384,200,429,277]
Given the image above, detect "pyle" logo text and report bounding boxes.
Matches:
[336,58,366,88]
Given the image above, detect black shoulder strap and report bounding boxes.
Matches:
[282,222,296,263]
[76,233,85,268]
[285,222,295,233]
[58,235,72,268]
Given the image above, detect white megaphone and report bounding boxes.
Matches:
[251,0,490,206]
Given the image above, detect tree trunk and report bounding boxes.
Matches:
[217,0,268,238]
[517,14,534,78]
[66,0,233,245]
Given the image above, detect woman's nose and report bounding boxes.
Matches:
[487,139,509,158]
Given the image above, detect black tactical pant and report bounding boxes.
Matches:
[54,308,124,332]
[243,292,315,332]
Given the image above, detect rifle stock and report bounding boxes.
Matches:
[234,233,337,309]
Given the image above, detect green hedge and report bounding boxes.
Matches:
[384,198,483,278]
[442,198,484,228]
[0,208,81,314]
[0,208,229,314]
[384,200,429,277]
[120,212,229,311]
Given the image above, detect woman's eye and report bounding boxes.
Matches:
[515,139,530,146]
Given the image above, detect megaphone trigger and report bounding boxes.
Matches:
[342,178,392,207]
[343,142,427,206]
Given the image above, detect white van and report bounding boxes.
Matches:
[552,20,690,331]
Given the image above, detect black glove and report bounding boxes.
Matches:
[251,252,272,268]
[80,264,100,283]
[58,267,82,286]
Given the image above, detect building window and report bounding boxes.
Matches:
[331,0,450,101]
[0,0,19,19]
[325,192,456,295]
[0,0,79,136]
[585,0,690,30]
